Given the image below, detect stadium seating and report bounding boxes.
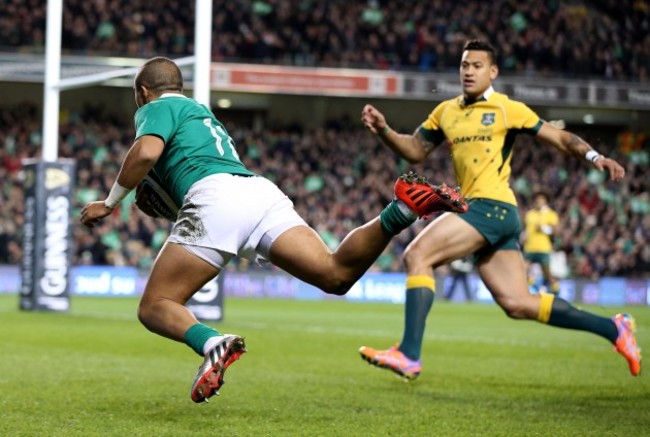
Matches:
[0,103,648,277]
[0,0,648,81]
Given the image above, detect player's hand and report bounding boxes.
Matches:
[593,156,625,181]
[80,201,113,228]
[361,104,387,135]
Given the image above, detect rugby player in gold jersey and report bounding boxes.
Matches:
[358,40,640,379]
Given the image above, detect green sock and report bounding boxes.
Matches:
[184,323,222,356]
[380,200,416,235]
[548,297,618,343]
[398,275,436,360]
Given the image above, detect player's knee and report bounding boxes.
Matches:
[403,245,431,272]
[320,276,353,296]
[499,298,529,319]
[137,301,154,328]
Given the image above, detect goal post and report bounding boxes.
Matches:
[42,0,213,161]
[22,0,219,316]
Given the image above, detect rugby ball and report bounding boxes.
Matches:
[135,170,179,221]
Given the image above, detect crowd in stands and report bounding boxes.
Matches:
[1,103,649,279]
[1,0,649,81]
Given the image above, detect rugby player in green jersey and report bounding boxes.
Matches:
[80,57,467,402]
[358,40,640,380]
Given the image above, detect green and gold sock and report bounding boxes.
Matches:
[398,275,436,360]
[538,293,618,343]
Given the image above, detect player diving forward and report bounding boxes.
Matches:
[80,57,467,403]
[358,40,641,379]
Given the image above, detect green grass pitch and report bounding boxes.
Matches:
[0,295,648,436]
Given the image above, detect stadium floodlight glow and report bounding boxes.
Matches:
[42,0,213,161]
[217,98,232,108]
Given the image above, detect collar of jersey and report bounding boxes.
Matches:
[461,86,494,106]
[159,93,188,99]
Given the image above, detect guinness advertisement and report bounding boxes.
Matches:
[186,274,224,322]
[20,159,75,312]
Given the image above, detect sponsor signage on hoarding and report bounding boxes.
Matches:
[20,160,75,312]
[4,54,648,109]
[71,266,138,296]
[2,263,650,307]
[186,275,224,321]
[212,63,400,96]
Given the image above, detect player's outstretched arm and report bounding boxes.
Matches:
[536,122,625,181]
[81,135,164,228]
[361,104,433,163]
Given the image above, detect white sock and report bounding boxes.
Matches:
[396,199,418,220]
[202,335,225,355]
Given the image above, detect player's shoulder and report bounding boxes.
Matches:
[492,91,531,111]
[430,97,459,117]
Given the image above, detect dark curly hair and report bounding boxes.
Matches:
[463,40,498,65]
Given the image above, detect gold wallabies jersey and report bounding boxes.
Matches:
[523,207,559,253]
[418,87,543,206]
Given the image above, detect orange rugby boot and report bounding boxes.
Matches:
[612,313,642,376]
[359,344,422,380]
[394,171,468,219]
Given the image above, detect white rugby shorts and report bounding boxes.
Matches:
[167,173,307,268]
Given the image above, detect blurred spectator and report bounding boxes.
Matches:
[443,258,474,301]
[0,102,649,279]
[1,0,649,81]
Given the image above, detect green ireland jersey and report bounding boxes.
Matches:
[134,94,256,206]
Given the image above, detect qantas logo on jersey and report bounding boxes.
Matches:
[481,112,496,126]
[451,135,493,144]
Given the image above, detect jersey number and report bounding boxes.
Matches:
[203,118,240,160]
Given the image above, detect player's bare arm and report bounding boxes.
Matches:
[361,104,435,163]
[81,135,164,228]
[115,135,165,187]
[536,122,625,181]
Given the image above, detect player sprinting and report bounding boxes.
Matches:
[80,57,467,403]
[523,191,560,294]
[358,40,641,380]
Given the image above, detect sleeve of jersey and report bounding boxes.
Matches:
[417,104,447,145]
[550,211,559,226]
[134,103,175,143]
[508,101,543,135]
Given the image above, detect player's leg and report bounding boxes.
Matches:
[539,257,560,294]
[268,171,467,295]
[476,250,544,319]
[522,253,538,292]
[443,273,458,300]
[477,250,641,376]
[138,242,247,402]
[269,218,394,295]
[138,242,218,342]
[398,214,485,358]
[460,273,472,301]
[358,213,486,379]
